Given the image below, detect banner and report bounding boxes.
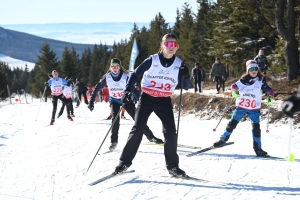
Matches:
[128,38,139,71]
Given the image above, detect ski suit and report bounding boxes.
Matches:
[47,77,71,120]
[220,76,274,150]
[118,53,190,170]
[89,70,160,143]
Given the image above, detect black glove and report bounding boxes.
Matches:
[122,92,133,104]
[88,101,94,111]
[282,95,300,118]
[179,65,189,76]
[44,82,48,87]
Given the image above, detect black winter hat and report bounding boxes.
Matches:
[215,58,220,61]
[194,62,200,67]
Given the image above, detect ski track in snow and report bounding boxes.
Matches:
[0,93,300,200]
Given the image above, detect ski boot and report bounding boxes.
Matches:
[50,119,55,125]
[109,142,118,151]
[148,137,164,144]
[168,166,186,177]
[67,115,73,121]
[213,139,226,147]
[114,163,130,174]
[255,149,269,157]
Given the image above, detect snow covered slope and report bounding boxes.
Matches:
[0,96,300,199]
[0,53,35,71]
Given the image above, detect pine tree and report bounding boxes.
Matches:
[177,2,196,68]
[0,61,9,98]
[148,13,169,55]
[32,42,58,99]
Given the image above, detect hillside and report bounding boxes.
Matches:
[172,73,300,128]
[0,27,103,63]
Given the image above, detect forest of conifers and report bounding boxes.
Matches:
[0,0,299,98]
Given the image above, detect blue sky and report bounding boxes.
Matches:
[0,0,199,24]
[0,0,212,45]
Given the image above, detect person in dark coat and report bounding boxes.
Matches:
[209,58,226,93]
[254,48,269,74]
[75,78,88,107]
[191,62,206,93]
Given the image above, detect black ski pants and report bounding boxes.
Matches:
[76,92,88,106]
[58,98,74,116]
[215,76,225,92]
[51,94,70,119]
[110,101,156,143]
[194,79,202,93]
[119,93,179,169]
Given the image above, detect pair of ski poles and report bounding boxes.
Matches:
[84,76,186,175]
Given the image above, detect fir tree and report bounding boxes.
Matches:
[32,42,58,99]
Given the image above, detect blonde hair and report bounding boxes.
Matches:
[158,33,178,53]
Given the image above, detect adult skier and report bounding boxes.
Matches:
[114,33,190,177]
[88,58,164,151]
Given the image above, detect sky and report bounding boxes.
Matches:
[0,89,300,199]
[0,0,200,24]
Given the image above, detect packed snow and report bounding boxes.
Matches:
[1,91,300,200]
[0,53,35,71]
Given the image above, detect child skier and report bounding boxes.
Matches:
[57,78,75,118]
[213,60,274,157]
[47,70,73,125]
[114,33,190,176]
[88,58,164,151]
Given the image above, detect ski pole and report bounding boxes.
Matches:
[266,105,270,133]
[286,117,295,162]
[84,103,125,175]
[176,75,184,135]
[213,98,235,131]
[35,86,47,121]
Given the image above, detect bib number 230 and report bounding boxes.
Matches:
[239,98,256,108]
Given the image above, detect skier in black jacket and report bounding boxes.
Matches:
[88,58,164,151]
[114,33,190,177]
[75,78,88,107]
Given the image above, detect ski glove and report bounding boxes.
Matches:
[88,101,94,111]
[232,91,240,98]
[266,96,274,106]
[179,65,189,77]
[44,82,48,87]
[122,91,133,104]
[282,95,300,118]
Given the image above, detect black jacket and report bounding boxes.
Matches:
[76,82,87,93]
[192,67,206,81]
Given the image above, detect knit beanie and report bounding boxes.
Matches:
[258,48,264,56]
[246,60,259,72]
[110,58,121,66]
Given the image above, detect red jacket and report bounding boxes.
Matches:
[102,86,109,102]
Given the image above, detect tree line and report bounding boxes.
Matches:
[0,0,299,99]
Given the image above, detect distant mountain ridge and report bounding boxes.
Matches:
[0,27,102,63]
